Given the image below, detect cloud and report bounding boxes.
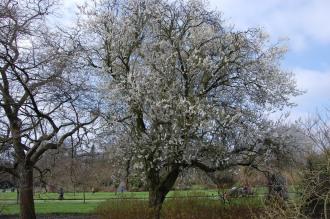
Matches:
[293,68,330,108]
[210,0,330,52]
[49,0,86,27]
[285,68,330,120]
[270,68,330,121]
[58,0,330,52]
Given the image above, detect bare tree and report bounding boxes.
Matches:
[300,112,330,218]
[0,1,98,218]
[80,0,301,218]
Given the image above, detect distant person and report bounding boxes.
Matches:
[116,181,127,193]
[58,187,64,200]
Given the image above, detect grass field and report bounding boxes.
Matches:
[1,202,100,215]
[0,188,268,216]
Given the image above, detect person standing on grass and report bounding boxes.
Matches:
[58,188,64,200]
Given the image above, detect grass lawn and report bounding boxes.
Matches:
[0,188,267,216]
[1,201,100,215]
[0,187,269,200]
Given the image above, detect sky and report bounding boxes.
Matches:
[59,0,330,120]
[208,0,330,120]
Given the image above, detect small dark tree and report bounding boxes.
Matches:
[265,172,288,201]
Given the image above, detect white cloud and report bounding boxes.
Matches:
[208,0,330,120]
[49,0,86,27]
[285,68,330,120]
[293,68,330,107]
[210,0,330,52]
[57,0,330,51]
[269,68,330,121]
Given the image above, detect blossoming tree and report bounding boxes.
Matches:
[80,0,300,217]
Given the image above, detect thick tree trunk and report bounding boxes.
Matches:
[149,187,168,219]
[149,188,169,219]
[147,166,180,219]
[18,165,36,219]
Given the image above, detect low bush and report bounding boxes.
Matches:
[96,191,262,219]
[300,153,330,218]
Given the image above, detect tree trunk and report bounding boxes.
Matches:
[149,187,167,219]
[83,186,86,204]
[16,189,19,204]
[125,158,131,191]
[266,172,288,201]
[19,165,36,219]
[147,166,180,219]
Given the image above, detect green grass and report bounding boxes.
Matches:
[1,202,99,215]
[0,190,225,202]
[0,191,144,200]
[0,186,272,200]
[0,188,267,216]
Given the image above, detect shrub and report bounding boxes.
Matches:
[300,153,330,218]
[96,191,262,219]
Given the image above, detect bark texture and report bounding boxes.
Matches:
[148,167,180,219]
[18,165,36,219]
